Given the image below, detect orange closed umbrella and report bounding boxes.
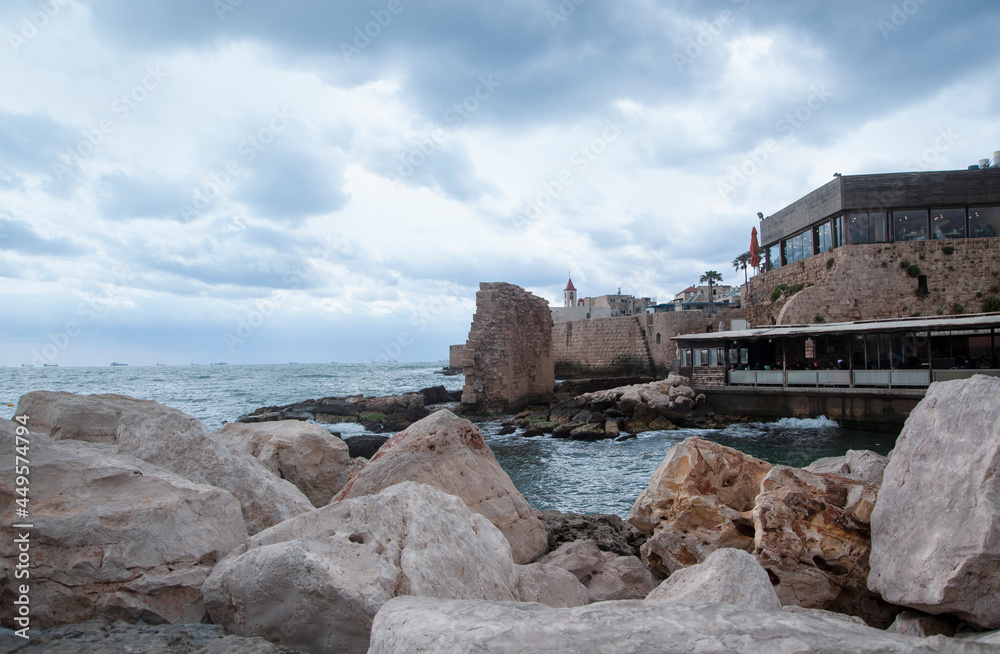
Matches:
[750,227,761,270]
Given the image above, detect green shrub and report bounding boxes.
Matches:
[984,296,1000,312]
[952,303,965,314]
[814,315,825,323]
[788,283,805,295]
[898,261,921,277]
[899,260,910,269]
[990,285,1000,295]
[916,286,929,299]
[770,284,787,302]
[826,257,835,269]
[881,261,888,268]
[942,245,955,255]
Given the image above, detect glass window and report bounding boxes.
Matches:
[783,230,814,264]
[815,222,832,253]
[970,207,1000,238]
[893,209,929,242]
[848,212,869,244]
[931,208,966,239]
[700,349,709,366]
[832,215,844,247]
[869,212,888,242]
[767,243,781,270]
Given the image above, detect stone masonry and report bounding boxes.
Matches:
[746,238,1000,325]
[461,283,554,413]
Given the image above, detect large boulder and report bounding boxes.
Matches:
[869,375,1000,628]
[513,562,589,608]
[15,391,313,534]
[536,540,657,602]
[332,409,547,564]
[646,547,781,611]
[806,449,890,486]
[214,421,350,506]
[0,419,246,629]
[203,482,518,654]
[752,464,890,625]
[369,596,989,653]
[628,437,773,576]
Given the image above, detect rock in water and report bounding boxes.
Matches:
[203,482,518,654]
[369,596,988,653]
[627,437,772,576]
[645,547,781,611]
[215,421,350,506]
[332,409,547,564]
[869,375,1000,628]
[0,419,246,629]
[806,449,890,486]
[752,465,890,626]
[15,391,313,534]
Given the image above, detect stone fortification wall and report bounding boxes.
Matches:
[553,310,735,379]
[746,239,1000,325]
[461,283,554,412]
[449,344,466,370]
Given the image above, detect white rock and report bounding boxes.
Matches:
[646,548,781,611]
[16,391,313,534]
[203,482,518,654]
[514,562,589,608]
[869,376,1000,628]
[0,419,246,629]
[806,449,889,486]
[369,596,987,653]
[215,421,350,506]
[537,540,657,602]
[332,409,547,564]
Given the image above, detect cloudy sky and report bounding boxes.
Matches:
[1,0,999,366]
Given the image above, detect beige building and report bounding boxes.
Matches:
[551,278,652,323]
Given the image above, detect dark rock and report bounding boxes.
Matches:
[417,385,451,404]
[342,434,391,459]
[615,433,637,442]
[535,510,647,558]
[278,411,313,421]
[314,399,360,417]
[0,620,301,653]
[239,411,281,424]
[497,425,517,436]
[521,428,546,438]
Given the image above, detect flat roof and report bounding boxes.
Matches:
[673,313,1000,344]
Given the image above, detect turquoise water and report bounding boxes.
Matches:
[0,363,895,517]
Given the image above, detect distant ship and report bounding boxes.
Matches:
[211,362,228,365]
[155,363,166,366]
[43,363,59,367]
[110,362,128,366]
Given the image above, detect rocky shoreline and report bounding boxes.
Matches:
[2,376,1000,652]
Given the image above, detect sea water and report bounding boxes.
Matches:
[0,362,895,517]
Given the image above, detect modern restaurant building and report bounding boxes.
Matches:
[760,168,1000,271]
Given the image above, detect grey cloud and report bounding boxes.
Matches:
[0,214,87,256]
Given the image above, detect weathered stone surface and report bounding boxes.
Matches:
[0,420,246,630]
[535,510,646,558]
[15,391,312,535]
[806,449,890,486]
[888,611,958,638]
[0,620,299,653]
[461,282,554,412]
[332,409,547,564]
[628,437,772,576]
[537,540,657,602]
[752,464,889,625]
[645,548,781,611]
[869,376,1000,629]
[514,562,589,608]
[215,421,350,507]
[342,434,390,459]
[369,596,991,654]
[203,482,517,654]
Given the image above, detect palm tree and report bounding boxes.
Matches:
[732,252,751,285]
[700,270,723,316]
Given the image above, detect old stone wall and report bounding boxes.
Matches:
[448,344,466,370]
[552,310,739,379]
[747,238,1000,325]
[461,283,554,413]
